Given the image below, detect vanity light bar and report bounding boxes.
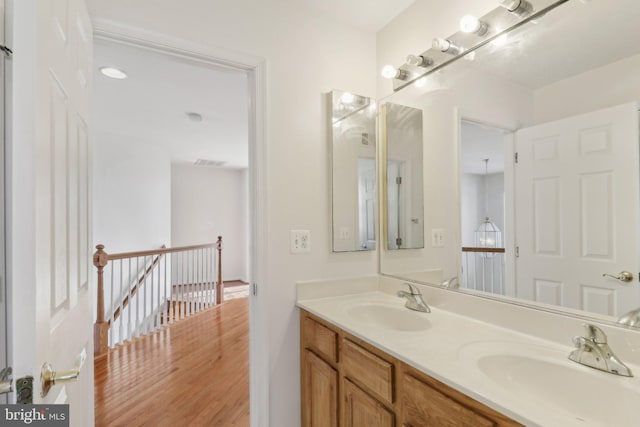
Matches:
[388,0,571,92]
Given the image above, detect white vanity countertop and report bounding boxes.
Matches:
[297,287,640,427]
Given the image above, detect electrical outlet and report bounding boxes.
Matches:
[431,228,445,247]
[290,230,311,253]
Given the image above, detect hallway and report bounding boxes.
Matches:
[94,297,249,426]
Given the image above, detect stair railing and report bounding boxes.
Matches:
[460,246,505,295]
[94,236,223,357]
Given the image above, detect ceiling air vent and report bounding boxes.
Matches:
[194,159,227,167]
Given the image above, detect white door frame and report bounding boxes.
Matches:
[92,23,269,426]
[8,11,269,424]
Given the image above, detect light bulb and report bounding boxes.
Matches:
[340,92,355,104]
[381,65,408,80]
[381,65,398,79]
[500,0,534,18]
[433,38,464,56]
[406,54,433,68]
[460,15,488,35]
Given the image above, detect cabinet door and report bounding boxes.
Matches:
[302,350,339,427]
[402,374,496,427]
[343,379,394,427]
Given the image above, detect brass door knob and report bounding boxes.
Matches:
[602,271,634,283]
[40,349,87,397]
[40,363,80,398]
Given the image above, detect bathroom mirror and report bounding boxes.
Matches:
[331,90,377,252]
[379,0,640,322]
[381,103,424,250]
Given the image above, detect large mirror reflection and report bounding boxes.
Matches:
[379,0,640,320]
[331,90,377,252]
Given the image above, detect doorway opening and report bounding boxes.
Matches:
[91,35,256,425]
[459,119,510,295]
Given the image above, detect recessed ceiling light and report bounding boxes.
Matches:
[186,112,203,122]
[99,67,127,79]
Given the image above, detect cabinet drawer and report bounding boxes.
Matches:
[402,373,495,427]
[342,339,394,404]
[304,316,338,363]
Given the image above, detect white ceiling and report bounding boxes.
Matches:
[460,121,507,175]
[93,39,249,168]
[290,0,416,32]
[91,1,417,169]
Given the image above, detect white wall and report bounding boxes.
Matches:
[171,164,248,282]
[534,52,640,124]
[93,131,171,253]
[85,1,378,425]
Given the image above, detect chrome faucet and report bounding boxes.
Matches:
[617,307,640,328]
[568,324,632,377]
[440,276,459,289]
[397,283,430,313]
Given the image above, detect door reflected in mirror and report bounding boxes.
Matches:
[331,90,377,252]
[382,103,424,250]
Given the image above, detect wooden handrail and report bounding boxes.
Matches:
[94,238,223,357]
[109,245,166,325]
[461,247,505,253]
[106,242,217,261]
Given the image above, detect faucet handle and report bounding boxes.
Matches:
[572,336,597,352]
[584,324,607,344]
[403,282,420,295]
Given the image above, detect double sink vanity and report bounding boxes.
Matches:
[317,0,640,425]
[297,276,640,426]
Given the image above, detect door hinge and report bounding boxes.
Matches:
[252,283,258,296]
[0,45,12,58]
[396,237,402,247]
[515,246,520,258]
[396,176,402,185]
[514,152,519,164]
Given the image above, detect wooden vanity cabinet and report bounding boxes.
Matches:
[343,378,395,427]
[301,309,522,427]
[399,364,520,427]
[303,349,339,427]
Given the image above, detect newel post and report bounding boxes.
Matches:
[216,236,224,304]
[93,244,110,357]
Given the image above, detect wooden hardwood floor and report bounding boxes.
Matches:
[95,297,249,426]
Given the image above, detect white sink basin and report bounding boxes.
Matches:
[458,341,640,426]
[346,302,430,332]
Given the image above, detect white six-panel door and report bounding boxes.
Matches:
[515,103,640,316]
[29,0,93,424]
